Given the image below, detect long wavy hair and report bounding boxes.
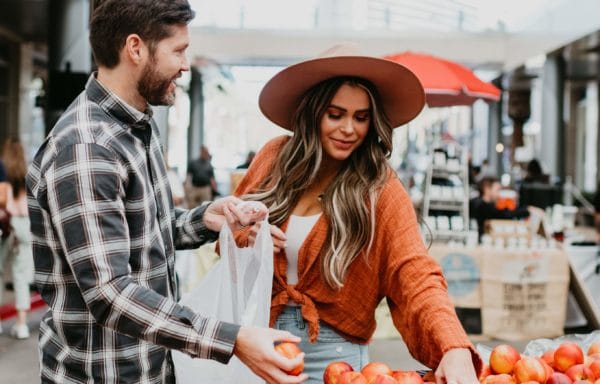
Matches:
[2,139,27,197]
[245,77,394,289]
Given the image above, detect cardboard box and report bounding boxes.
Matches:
[480,248,569,340]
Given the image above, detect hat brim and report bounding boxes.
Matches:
[259,56,426,130]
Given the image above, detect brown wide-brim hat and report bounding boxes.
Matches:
[259,44,426,130]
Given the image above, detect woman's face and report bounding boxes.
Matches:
[319,83,371,163]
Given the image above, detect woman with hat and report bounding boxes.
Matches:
[232,45,482,383]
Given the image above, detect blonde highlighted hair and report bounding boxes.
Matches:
[2,138,27,196]
[245,77,394,289]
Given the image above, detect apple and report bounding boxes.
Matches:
[392,370,424,384]
[367,374,397,384]
[491,345,522,374]
[482,373,517,384]
[361,362,393,381]
[543,351,556,368]
[537,357,555,381]
[565,364,594,383]
[585,357,594,368]
[546,372,573,384]
[324,362,354,384]
[338,371,368,384]
[514,357,547,384]
[274,342,303,376]
[555,343,585,373]
[590,342,600,356]
[480,365,493,381]
[589,360,600,380]
[589,354,600,363]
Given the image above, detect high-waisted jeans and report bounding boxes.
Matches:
[274,306,369,383]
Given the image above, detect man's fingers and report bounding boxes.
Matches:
[269,369,308,384]
[222,204,237,228]
[227,203,252,226]
[237,201,268,222]
[271,330,301,343]
[225,196,243,205]
[269,352,306,380]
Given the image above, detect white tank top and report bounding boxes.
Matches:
[285,213,321,285]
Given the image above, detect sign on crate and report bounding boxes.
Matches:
[481,248,569,341]
[429,244,482,335]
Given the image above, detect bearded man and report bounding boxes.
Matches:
[26,1,305,383]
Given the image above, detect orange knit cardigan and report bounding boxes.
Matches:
[234,135,482,371]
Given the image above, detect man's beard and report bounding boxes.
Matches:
[137,59,177,106]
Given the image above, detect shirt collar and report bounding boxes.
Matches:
[85,72,153,129]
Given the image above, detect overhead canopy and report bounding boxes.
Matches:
[384,51,501,107]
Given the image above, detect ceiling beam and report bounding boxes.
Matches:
[189,27,598,70]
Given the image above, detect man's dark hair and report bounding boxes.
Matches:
[478,176,499,196]
[90,0,195,68]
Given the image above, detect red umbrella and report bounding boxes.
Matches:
[384,51,501,107]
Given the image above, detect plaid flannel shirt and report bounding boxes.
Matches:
[27,74,239,383]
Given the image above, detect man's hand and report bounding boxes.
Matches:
[435,348,479,384]
[203,197,268,232]
[234,326,308,384]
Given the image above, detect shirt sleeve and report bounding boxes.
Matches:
[45,143,238,363]
[379,178,482,373]
[172,204,219,249]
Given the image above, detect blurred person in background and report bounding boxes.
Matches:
[0,155,8,334]
[522,158,549,184]
[478,158,491,181]
[0,138,34,339]
[26,1,306,383]
[236,150,256,169]
[235,45,481,383]
[164,152,185,207]
[470,176,544,239]
[185,145,218,206]
[0,156,6,206]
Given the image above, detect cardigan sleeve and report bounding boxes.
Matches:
[229,134,290,248]
[378,176,482,374]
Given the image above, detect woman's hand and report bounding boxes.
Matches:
[248,222,287,253]
[203,197,268,232]
[435,348,479,384]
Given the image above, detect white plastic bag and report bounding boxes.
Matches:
[173,216,273,384]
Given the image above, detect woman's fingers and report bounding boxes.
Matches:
[270,225,287,241]
[270,225,287,252]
